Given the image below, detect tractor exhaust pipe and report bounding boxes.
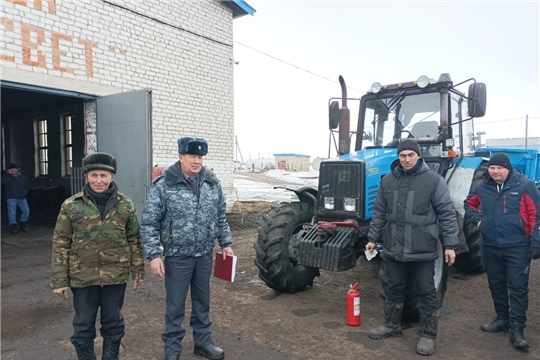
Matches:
[338,76,350,155]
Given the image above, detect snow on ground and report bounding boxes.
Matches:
[264,169,320,184]
[233,169,319,203]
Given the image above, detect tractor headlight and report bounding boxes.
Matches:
[343,197,356,212]
[324,197,335,210]
[371,82,382,94]
[416,75,429,89]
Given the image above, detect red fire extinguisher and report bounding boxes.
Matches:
[347,282,361,326]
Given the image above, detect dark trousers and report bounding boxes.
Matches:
[70,284,127,346]
[385,257,438,318]
[483,245,530,325]
[162,251,213,356]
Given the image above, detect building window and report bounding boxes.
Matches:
[37,119,48,176]
[63,115,73,175]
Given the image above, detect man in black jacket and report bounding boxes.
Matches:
[1,163,30,234]
[366,139,458,356]
[464,153,540,351]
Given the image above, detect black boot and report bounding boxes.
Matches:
[19,222,29,232]
[509,324,529,350]
[102,338,121,360]
[416,312,438,356]
[194,344,224,360]
[10,224,18,234]
[74,341,97,360]
[481,316,509,332]
[368,301,404,339]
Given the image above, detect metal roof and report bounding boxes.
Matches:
[222,0,255,18]
[274,154,311,158]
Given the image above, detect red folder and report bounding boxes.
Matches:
[213,252,237,282]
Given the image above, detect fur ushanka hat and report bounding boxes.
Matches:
[82,152,117,174]
[177,137,208,156]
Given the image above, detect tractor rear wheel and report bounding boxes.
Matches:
[254,203,320,293]
[454,161,488,274]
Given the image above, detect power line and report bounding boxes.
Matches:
[101,0,233,47]
[234,41,363,93]
[476,116,540,124]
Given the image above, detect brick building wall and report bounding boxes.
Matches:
[1,0,238,203]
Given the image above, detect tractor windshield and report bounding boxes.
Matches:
[366,92,441,147]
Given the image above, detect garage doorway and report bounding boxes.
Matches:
[1,83,152,226]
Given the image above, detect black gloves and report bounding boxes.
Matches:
[529,246,540,260]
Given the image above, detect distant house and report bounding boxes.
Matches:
[274,153,311,171]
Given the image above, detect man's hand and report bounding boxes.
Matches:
[150,258,165,278]
[477,220,481,228]
[365,242,376,252]
[222,246,234,260]
[133,279,144,289]
[445,249,456,266]
[53,287,69,298]
[529,246,540,260]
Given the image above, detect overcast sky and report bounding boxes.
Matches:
[232,1,539,160]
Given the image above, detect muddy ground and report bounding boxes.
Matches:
[2,188,540,360]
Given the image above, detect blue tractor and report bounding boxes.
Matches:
[255,74,540,316]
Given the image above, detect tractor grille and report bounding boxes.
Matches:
[318,161,366,219]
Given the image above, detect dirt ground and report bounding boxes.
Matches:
[2,185,540,359]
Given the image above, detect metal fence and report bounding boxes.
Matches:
[70,167,85,195]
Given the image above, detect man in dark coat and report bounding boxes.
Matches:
[365,139,458,356]
[464,152,540,351]
[1,163,30,234]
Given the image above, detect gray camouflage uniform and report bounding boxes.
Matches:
[140,163,232,258]
[140,161,233,357]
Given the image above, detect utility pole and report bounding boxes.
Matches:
[525,114,528,149]
[235,136,245,164]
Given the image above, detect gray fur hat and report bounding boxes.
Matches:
[82,152,117,174]
[177,137,208,156]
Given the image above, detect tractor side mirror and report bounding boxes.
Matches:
[468,83,487,118]
[329,101,340,129]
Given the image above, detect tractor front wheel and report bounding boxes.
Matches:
[254,203,320,293]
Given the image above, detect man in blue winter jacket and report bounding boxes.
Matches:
[464,152,540,351]
[140,137,233,360]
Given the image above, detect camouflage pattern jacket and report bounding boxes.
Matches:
[50,187,145,289]
[140,163,233,260]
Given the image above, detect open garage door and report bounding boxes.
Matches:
[97,89,152,217]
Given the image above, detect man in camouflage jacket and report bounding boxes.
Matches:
[140,137,233,360]
[51,152,145,360]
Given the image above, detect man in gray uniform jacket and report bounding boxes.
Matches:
[140,137,233,360]
[365,139,458,356]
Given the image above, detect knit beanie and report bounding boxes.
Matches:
[487,153,512,171]
[7,163,18,170]
[82,152,117,174]
[397,139,420,156]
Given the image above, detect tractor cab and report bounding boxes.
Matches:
[329,74,487,176]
